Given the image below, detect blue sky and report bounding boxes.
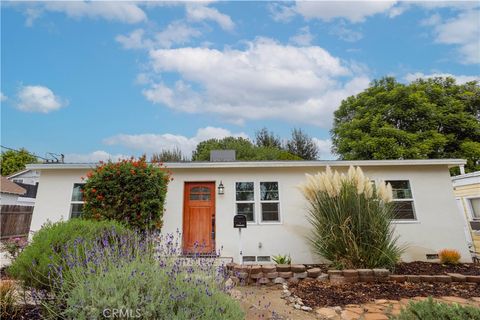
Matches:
[1,1,479,162]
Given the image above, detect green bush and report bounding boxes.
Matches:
[46,233,244,320]
[8,219,131,290]
[300,166,404,269]
[82,156,170,231]
[391,297,480,320]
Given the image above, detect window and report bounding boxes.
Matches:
[70,183,85,218]
[257,256,271,262]
[190,187,211,200]
[386,180,416,220]
[469,198,480,219]
[236,182,255,222]
[260,182,280,222]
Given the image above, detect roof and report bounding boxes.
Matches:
[452,171,480,187]
[1,176,26,195]
[7,169,30,179]
[26,159,467,170]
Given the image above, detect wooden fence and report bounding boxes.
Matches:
[0,205,34,239]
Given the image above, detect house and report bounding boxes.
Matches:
[6,169,39,205]
[452,171,480,255]
[26,158,472,264]
[0,176,27,205]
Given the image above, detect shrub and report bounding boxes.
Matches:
[0,281,18,319]
[82,156,171,231]
[391,297,480,320]
[45,232,244,320]
[299,166,404,269]
[8,219,131,290]
[438,249,461,265]
[272,254,291,264]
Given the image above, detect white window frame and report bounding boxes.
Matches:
[258,181,282,224]
[466,196,480,221]
[70,183,85,219]
[235,182,256,224]
[385,180,417,222]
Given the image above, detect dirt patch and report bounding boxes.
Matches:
[290,280,480,308]
[393,261,480,276]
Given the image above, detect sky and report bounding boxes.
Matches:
[1,1,479,162]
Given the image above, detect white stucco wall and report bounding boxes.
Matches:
[30,164,472,263]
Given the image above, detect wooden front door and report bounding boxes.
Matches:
[183,182,215,254]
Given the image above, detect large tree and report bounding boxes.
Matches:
[254,127,282,149]
[192,137,301,161]
[286,128,319,160]
[0,148,39,176]
[332,77,480,172]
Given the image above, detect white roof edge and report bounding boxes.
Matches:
[26,159,467,170]
[452,171,480,181]
[7,169,30,178]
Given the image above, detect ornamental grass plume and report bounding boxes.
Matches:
[299,166,404,269]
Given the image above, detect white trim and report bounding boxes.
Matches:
[26,159,467,171]
[465,196,480,221]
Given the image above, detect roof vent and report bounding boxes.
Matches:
[210,150,236,162]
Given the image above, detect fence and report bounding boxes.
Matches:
[0,205,34,239]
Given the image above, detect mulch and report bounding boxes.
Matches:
[393,261,480,276]
[289,280,480,307]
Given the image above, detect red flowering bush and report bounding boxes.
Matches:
[82,156,171,231]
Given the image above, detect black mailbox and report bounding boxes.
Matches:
[233,214,247,228]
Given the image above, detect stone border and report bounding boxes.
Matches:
[226,263,480,286]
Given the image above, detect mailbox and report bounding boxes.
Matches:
[233,214,247,228]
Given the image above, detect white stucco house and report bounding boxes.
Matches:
[26,159,472,263]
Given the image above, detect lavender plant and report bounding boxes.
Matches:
[43,231,244,320]
[8,219,132,290]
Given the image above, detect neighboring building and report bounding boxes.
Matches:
[6,169,39,205]
[452,171,480,254]
[0,176,27,205]
[7,169,40,186]
[26,159,472,263]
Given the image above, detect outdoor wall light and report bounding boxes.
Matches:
[218,181,225,195]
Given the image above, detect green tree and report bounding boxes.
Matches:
[286,128,319,160]
[0,148,38,176]
[332,77,480,172]
[151,147,187,162]
[192,137,301,161]
[254,127,282,149]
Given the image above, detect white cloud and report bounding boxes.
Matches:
[430,9,480,64]
[0,92,7,102]
[330,24,363,42]
[143,38,369,127]
[116,21,201,50]
[186,3,234,31]
[64,151,128,163]
[405,72,480,84]
[274,1,398,23]
[313,138,334,160]
[104,126,248,157]
[16,85,67,113]
[23,1,147,25]
[289,26,314,46]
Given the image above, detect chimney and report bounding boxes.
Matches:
[210,150,236,162]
